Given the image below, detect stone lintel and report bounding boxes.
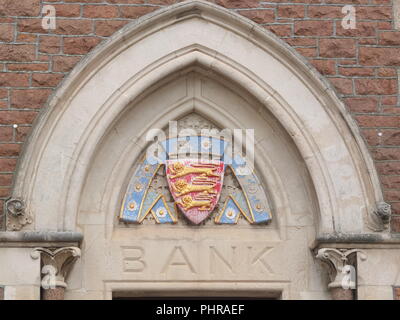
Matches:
[0,231,83,246]
[311,233,400,250]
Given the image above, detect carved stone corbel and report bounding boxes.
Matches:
[5,198,33,231]
[31,247,81,300]
[368,202,391,232]
[316,248,366,300]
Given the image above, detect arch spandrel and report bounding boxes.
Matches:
[12,0,382,236]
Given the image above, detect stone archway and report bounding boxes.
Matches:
[8,0,388,299]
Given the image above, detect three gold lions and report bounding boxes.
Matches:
[169,162,220,211]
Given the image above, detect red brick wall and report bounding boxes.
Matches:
[0,0,399,231]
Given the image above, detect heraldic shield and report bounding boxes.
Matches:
[166,159,225,224]
[119,134,272,225]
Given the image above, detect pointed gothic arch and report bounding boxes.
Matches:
[12,0,382,237]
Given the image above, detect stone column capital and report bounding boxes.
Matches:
[316,248,366,290]
[31,247,81,299]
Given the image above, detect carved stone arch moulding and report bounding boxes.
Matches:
[11,0,383,235]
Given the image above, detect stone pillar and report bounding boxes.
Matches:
[316,248,366,300]
[31,247,81,300]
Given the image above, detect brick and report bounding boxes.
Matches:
[285,38,316,47]
[18,18,49,33]
[0,0,41,17]
[383,108,400,114]
[378,68,397,77]
[356,115,400,128]
[372,148,400,160]
[329,78,353,95]
[292,0,321,3]
[376,162,400,175]
[325,0,368,3]
[11,89,52,108]
[51,4,81,17]
[382,96,397,106]
[339,67,374,77]
[392,203,400,215]
[0,174,12,186]
[384,190,400,201]
[377,21,392,30]
[39,36,61,54]
[307,5,343,19]
[63,37,102,55]
[38,54,51,62]
[336,21,376,37]
[240,10,275,24]
[355,79,397,95]
[0,101,7,108]
[294,21,333,36]
[392,216,400,233]
[32,73,64,87]
[295,47,317,57]
[382,176,400,190]
[15,126,31,142]
[16,33,37,43]
[264,24,292,37]
[7,63,48,71]
[344,97,378,113]
[0,158,17,171]
[0,88,7,98]
[55,20,93,35]
[0,127,12,141]
[319,39,356,58]
[0,201,3,230]
[107,0,145,3]
[0,187,11,197]
[119,6,159,19]
[357,6,392,20]
[359,38,376,45]
[0,44,35,62]
[378,31,400,46]
[148,0,176,4]
[277,5,305,18]
[362,129,379,146]
[0,143,20,157]
[380,130,400,145]
[215,0,260,9]
[338,59,357,65]
[83,5,119,18]
[95,20,130,37]
[0,73,29,87]
[64,0,103,2]
[0,24,14,42]
[52,56,81,72]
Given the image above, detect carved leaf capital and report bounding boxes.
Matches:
[316,248,366,289]
[31,247,81,289]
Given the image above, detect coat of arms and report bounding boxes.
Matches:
[119,135,272,225]
[166,159,224,224]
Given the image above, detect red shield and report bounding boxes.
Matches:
[166,159,225,224]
